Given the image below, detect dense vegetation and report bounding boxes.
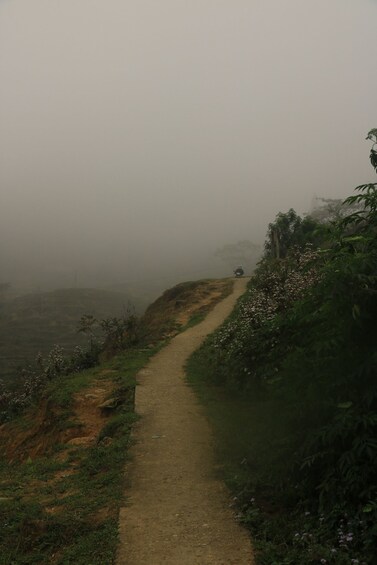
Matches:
[188,131,377,564]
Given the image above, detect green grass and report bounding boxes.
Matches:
[180,311,207,331]
[141,278,233,342]
[186,349,285,490]
[0,345,158,565]
[186,346,364,565]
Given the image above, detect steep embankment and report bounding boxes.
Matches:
[140,278,233,341]
[0,277,238,565]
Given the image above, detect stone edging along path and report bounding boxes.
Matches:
[116,278,254,565]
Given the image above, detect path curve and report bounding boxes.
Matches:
[117,278,253,565]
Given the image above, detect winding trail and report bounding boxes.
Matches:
[116,278,253,565]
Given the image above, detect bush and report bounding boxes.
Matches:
[192,132,377,562]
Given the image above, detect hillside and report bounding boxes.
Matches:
[186,180,377,563]
[140,278,233,341]
[0,288,135,383]
[0,278,234,564]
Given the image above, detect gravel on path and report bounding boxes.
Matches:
[116,278,254,565]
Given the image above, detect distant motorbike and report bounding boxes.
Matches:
[234,267,244,278]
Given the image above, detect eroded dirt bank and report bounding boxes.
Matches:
[117,277,253,565]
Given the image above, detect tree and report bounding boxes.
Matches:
[77,314,97,338]
[366,128,377,171]
[310,196,365,224]
[264,209,323,259]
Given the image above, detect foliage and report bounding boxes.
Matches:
[188,132,377,563]
[310,197,365,225]
[0,309,140,422]
[366,128,377,171]
[0,343,102,422]
[264,208,325,259]
[78,309,140,352]
[207,245,321,391]
[0,348,156,565]
[100,313,139,351]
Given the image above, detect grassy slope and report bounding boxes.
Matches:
[141,279,233,341]
[0,278,232,564]
[0,348,157,565]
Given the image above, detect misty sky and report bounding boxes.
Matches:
[1,0,376,289]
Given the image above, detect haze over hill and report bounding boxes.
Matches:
[1,0,376,292]
[0,287,136,382]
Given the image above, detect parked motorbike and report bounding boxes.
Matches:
[234,267,244,278]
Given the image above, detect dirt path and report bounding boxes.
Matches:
[116,278,254,565]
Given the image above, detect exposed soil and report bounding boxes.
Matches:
[0,373,118,550]
[117,278,254,565]
[141,279,233,342]
[0,374,114,462]
[66,375,115,447]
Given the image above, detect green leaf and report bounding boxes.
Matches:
[343,235,365,243]
[352,304,361,319]
[337,402,353,409]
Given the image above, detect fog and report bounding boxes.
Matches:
[1,0,376,294]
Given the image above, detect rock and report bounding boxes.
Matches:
[98,398,120,410]
[99,436,113,447]
[67,436,95,446]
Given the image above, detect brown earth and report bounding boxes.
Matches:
[0,279,231,464]
[0,372,114,462]
[117,277,254,565]
[0,372,118,540]
[141,279,233,342]
[66,376,115,448]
